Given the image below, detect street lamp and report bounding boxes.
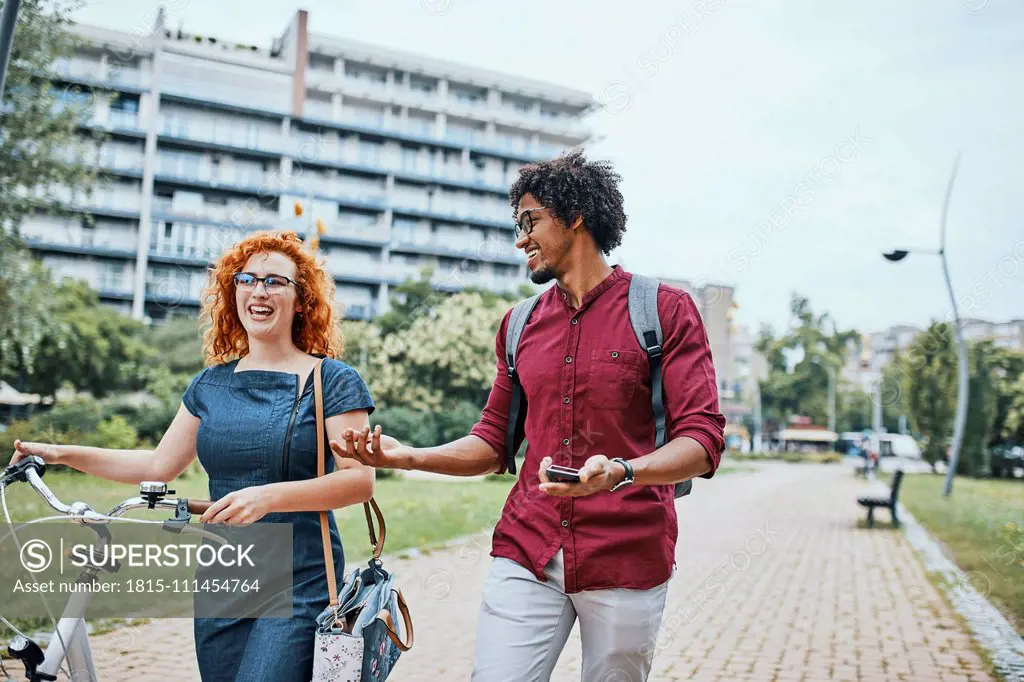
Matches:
[883,154,967,497]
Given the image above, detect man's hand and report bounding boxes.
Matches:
[9,440,62,467]
[200,486,272,525]
[332,425,411,470]
[538,455,624,497]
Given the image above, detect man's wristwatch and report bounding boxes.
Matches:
[609,457,635,492]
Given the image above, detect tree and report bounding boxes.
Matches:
[837,389,873,433]
[960,340,999,476]
[756,294,859,429]
[1,0,103,382]
[369,291,512,411]
[375,270,449,337]
[0,243,59,381]
[146,315,206,376]
[989,347,1024,445]
[1005,373,1024,443]
[14,277,153,397]
[896,323,957,469]
[1,0,102,229]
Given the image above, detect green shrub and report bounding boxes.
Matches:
[35,397,103,435]
[435,401,481,443]
[81,415,138,450]
[372,406,437,448]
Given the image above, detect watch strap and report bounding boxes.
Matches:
[610,457,634,492]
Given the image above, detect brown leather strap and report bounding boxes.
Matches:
[314,359,340,607]
[364,497,386,559]
[314,358,388,606]
[375,588,415,652]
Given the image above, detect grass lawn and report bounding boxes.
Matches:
[336,475,514,562]
[885,471,1024,631]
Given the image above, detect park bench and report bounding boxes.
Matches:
[857,469,904,528]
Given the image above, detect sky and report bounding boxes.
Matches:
[71,0,1024,336]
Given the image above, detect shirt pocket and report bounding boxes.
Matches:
[588,347,643,410]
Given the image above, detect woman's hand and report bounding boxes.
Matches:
[331,425,410,470]
[200,487,272,525]
[9,440,63,467]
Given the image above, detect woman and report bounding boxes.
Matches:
[11,230,375,681]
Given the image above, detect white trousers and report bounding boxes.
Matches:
[470,550,670,682]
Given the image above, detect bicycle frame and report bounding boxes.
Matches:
[38,585,100,681]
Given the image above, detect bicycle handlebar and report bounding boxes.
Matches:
[3,456,214,524]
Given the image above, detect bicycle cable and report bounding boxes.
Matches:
[0,483,72,680]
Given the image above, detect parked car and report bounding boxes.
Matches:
[990,445,1024,479]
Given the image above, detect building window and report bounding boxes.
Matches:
[98,262,125,291]
[309,53,334,71]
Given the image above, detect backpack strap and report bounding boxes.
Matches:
[503,294,542,475]
[628,274,692,499]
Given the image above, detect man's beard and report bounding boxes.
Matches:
[529,266,556,285]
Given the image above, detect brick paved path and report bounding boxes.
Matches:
[74,463,993,681]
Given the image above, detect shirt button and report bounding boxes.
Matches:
[563,396,570,404]
[562,438,569,446]
[561,520,569,527]
[565,356,572,364]
[611,351,619,358]
[571,318,579,325]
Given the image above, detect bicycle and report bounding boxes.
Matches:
[0,456,215,682]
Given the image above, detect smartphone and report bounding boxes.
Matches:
[546,464,581,483]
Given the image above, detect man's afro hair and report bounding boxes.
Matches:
[509,149,627,255]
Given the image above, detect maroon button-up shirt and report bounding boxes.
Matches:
[470,266,726,593]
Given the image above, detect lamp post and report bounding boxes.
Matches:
[0,0,22,106]
[883,154,967,497]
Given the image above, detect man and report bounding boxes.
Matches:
[336,150,726,682]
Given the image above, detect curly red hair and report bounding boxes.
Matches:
[200,230,343,365]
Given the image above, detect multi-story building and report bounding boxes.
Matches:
[842,319,1023,394]
[21,9,593,322]
[962,318,1024,350]
[656,277,740,399]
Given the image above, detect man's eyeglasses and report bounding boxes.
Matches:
[514,207,549,238]
[233,272,299,293]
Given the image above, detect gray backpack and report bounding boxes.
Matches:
[503,273,693,499]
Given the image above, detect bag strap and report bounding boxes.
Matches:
[314,359,387,611]
[503,294,541,475]
[628,274,692,499]
[375,588,415,652]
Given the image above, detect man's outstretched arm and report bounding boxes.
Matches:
[334,427,502,477]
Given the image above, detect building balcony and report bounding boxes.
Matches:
[50,59,147,92]
[389,201,512,231]
[341,302,376,321]
[159,116,287,157]
[390,239,520,265]
[314,221,390,247]
[151,199,280,230]
[154,163,276,195]
[23,237,136,260]
[298,108,559,164]
[325,259,400,286]
[97,151,145,175]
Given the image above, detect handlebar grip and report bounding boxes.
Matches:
[187,500,213,515]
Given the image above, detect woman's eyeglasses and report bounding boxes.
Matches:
[514,207,549,238]
[233,272,299,293]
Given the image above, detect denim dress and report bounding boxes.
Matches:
[181,357,374,681]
